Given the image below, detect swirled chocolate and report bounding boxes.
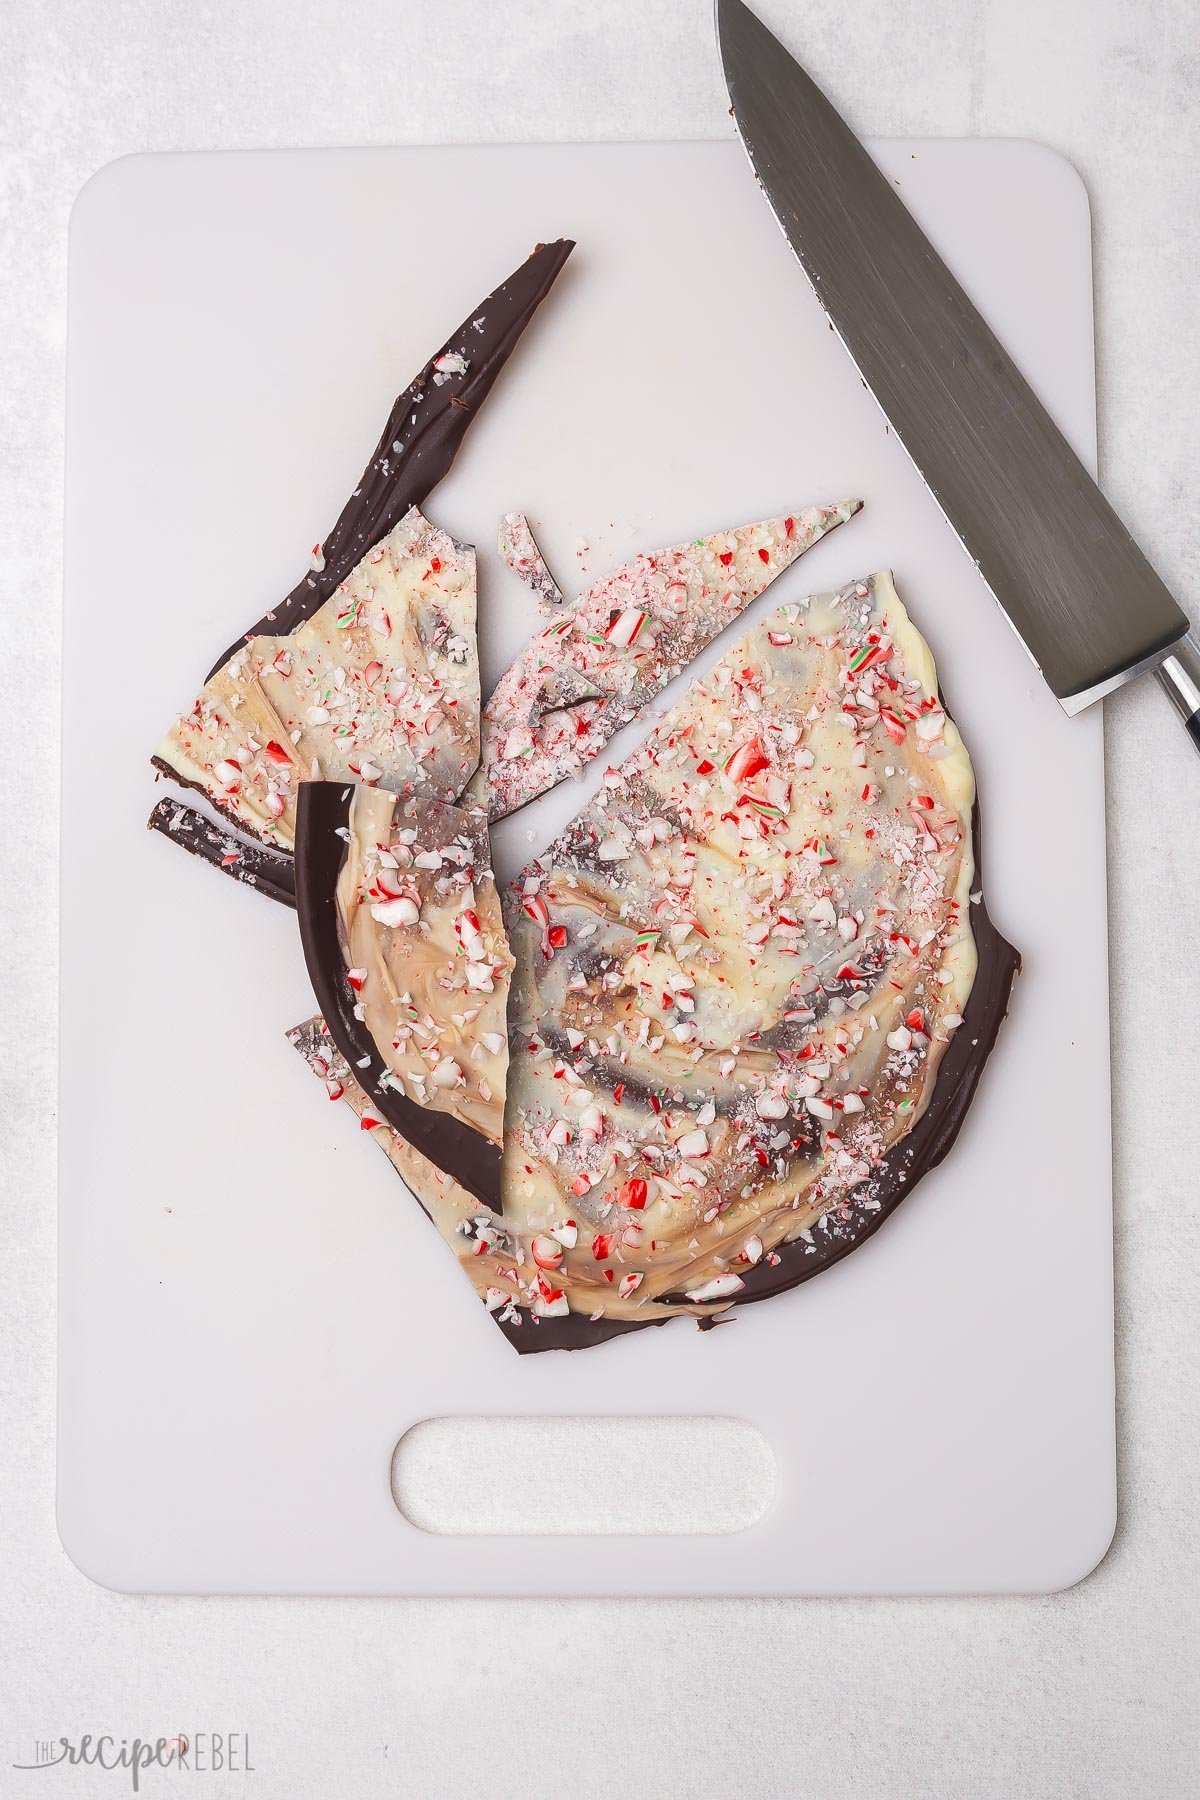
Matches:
[155,508,479,851]
[293,780,511,1211]
[495,570,1019,1335]
[291,572,1019,1350]
[335,785,511,1144]
[478,498,862,820]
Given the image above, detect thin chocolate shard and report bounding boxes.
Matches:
[294,779,503,1212]
[498,511,565,612]
[480,497,862,821]
[147,795,297,907]
[206,240,574,678]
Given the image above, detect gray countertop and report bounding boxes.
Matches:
[3,1,1197,1794]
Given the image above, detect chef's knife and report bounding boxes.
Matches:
[716,0,1200,749]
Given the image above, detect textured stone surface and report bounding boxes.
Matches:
[3,1,1198,1794]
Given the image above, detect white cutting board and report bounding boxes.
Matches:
[59,140,1114,1595]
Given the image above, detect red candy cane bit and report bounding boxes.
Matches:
[724,737,771,782]
[522,894,555,957]
[606,608,648,647]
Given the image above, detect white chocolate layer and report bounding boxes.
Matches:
[479,499,861,819]
[336,787,512,1146]
[500,570,978,1324]
[156,507,478,846]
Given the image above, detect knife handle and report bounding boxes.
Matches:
[1156,633,1200,750]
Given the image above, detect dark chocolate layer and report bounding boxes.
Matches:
[147,795,297,907]
[495,1304,664,1355]
[293,780,503,1213]
[204,239,574,679]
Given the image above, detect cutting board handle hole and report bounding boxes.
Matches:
[391,1416,775,1536]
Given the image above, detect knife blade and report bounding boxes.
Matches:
[717,0,1200,748]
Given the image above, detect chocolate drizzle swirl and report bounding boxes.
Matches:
[204,240,574,680]
[293,780,503,1213]
[500,804,1019,1352]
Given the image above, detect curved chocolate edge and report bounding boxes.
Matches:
[501,800,1021,1352]
[677,837,1019,1311]
[151,752,298,901]
[285,1016,640,1353]
[204,239,575,679]
[148,796,297,907]
[294,780,503,1213]
[496,1305,667,1355]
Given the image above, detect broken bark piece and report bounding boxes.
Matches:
[479,497,862,820]
[293,779,509,1210]
[498,570,1020,1334]
[291,572,1018,1353]
[152,240,574,901]
[287,1018,649,1351]
[155,508,479,852]
[206,240,574,677]
[147,796,296,907]
[498,511,565,612]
